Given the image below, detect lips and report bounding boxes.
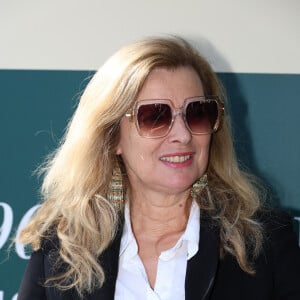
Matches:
[160,154,192,163]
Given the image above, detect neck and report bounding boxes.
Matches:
[129,189,192,239]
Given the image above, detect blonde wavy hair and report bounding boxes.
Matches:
[19,36,263,296]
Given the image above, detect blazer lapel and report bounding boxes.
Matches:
[185,212,220,300]
[87,222,123,300]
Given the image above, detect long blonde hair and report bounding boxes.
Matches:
[19,36,263,296]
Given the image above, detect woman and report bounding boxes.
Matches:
[18,37,300,299]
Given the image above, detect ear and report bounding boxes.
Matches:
[115,142,122,155]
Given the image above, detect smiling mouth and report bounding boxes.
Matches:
[160,155,192,163]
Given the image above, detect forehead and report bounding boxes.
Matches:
[137,66,204,104]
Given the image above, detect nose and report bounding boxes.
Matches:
[167,114,192,144]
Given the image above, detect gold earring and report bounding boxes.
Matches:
[107,164,124,211]
[190,174,208,201]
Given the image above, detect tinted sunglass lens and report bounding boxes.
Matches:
[186,101,218,133]
[137,103,172,137]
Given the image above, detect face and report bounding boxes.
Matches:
[116,66,211,198]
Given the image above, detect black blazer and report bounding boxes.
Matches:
[18,210,300,300]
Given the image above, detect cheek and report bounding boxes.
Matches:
[115,119,132,155]
[198,134,211,150]
[196,136,212,164]
[115,122,146,164]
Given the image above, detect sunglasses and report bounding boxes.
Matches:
[125,96,224,138]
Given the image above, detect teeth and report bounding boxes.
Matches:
[160,155,191,163]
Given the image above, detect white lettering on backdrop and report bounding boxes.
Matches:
[0,202,13,249]
[295,217,300,246]
[0,202,40,259]
[0,291,18,300]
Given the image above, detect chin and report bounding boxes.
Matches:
[163,178,195,192]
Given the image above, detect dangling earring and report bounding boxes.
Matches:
[190,174,208,201]
[107,164,124,211]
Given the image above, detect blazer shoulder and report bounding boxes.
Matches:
[257,208,300,299]
[18,232,71,300]
[256,208,296,241]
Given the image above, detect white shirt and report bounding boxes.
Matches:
[114,201,200,300]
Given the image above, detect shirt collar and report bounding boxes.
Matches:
[181,200,200,259]
[119,202,135,256]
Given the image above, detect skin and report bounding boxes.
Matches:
[116,66,211,288]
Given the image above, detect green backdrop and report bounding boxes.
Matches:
[0,70,299,299]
